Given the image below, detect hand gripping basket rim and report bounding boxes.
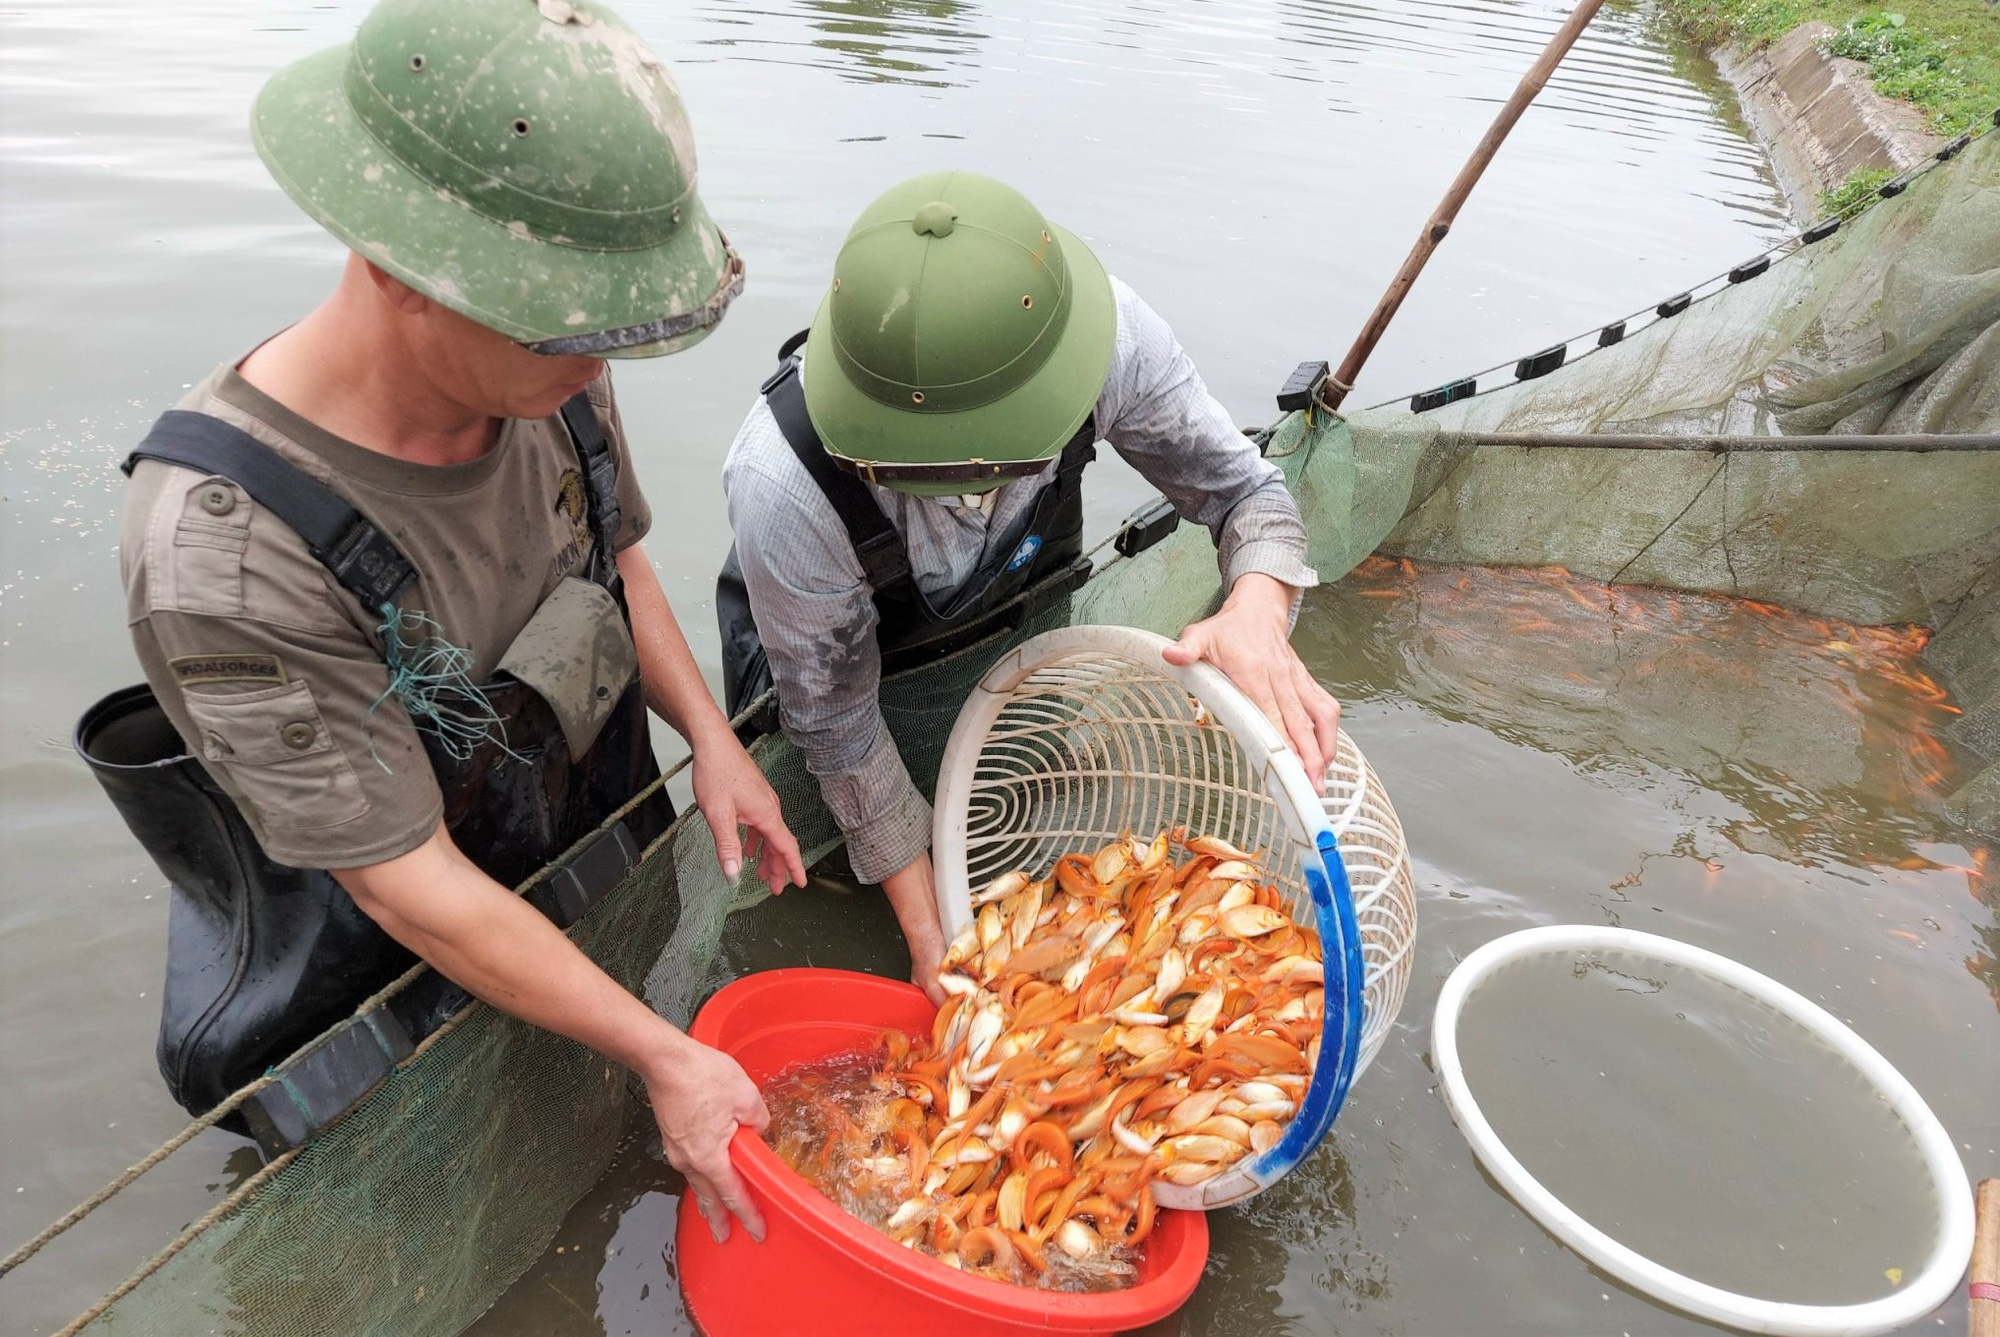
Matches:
[932,624,1372,1210]
[1433,925,1976,1337]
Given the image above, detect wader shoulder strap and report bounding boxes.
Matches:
[762,354,916,597]
[128,396,617,607]
[1055,415,1098,479]
[125,411,417,609]
[556,391,622,588]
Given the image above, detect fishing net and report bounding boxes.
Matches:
[1358,129,1999,626]
[34,113,1997,1337]
[1355,127,1999,837]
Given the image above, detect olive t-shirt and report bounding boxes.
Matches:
[122,362,652,869]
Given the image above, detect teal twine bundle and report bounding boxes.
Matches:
[368,602,520,770]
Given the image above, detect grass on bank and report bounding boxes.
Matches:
[1814,163,1896,214]
[1657,0,2000,135]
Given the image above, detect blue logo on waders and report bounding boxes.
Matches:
[1006,534,1043,572]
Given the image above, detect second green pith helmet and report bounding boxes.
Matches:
[802,172,1116,496]
[252,0,741,357]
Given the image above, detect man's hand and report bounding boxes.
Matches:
[880,854,949,1005]
[642,1041,771,1245]
[692,727,806,896]
[1164,571,1342,788]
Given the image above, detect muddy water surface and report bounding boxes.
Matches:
[10,1,1994,1335]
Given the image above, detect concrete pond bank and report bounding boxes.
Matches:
[1719,21,1949,218]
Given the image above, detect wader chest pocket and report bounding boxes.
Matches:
[497,577,638,763]
[181,679,366,830]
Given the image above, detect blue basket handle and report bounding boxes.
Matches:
[1265,828,1368,1172]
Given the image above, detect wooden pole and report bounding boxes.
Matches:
[1321,0,1607,409]
[1973,1178,1999,1337]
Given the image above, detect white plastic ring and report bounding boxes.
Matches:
[1433,926,1973,1337]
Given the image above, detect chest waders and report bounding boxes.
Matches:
[75,396,674,1155]
[717,335,1099,737]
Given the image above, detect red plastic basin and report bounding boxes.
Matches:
[676,968,1210,1336]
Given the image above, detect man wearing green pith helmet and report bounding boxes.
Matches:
[84,0,796,1246]
[718,172,1341,1000]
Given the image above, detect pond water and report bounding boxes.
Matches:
[6,0,1993,1334]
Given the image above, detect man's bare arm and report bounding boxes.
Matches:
[333,825,769,1242]
[616,541,734,744]
[617,544,804,894]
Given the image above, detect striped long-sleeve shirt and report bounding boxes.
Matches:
[721,277,1317,882]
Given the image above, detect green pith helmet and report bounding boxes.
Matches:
[252,0,742,357]
[801,171,1115,496]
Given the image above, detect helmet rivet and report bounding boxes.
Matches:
[1041,230,1052,242]
[671,206,682,225]
[911,391,925,404]
[832,277,841,292]
[1021,295,1033,310]
[510,118,531,137]
[409,54,425,71]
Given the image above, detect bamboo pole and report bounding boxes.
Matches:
[1973,1178,1999,1337]
[1322,0,1607,409]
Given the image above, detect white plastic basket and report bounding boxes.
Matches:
[1434,926,1975,1337]
[932,625,1418,1208]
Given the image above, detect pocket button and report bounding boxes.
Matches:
[198,484,236,517]
[280,721,317,751]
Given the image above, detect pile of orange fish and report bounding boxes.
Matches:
[765,829,1324,1289]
